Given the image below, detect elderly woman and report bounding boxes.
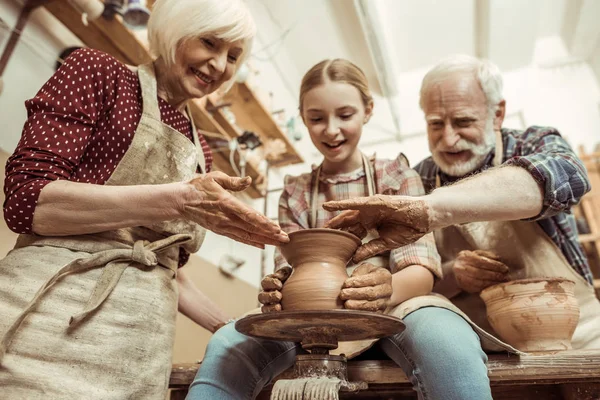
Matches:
[0,0,288,398]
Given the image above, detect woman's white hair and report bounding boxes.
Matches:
[147,0,256,68]
[419,54,504,115]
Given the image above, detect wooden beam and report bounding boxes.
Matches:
[562,0,600,60]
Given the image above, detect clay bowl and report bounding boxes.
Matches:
[480,278,580,352]
[279,228,361,311]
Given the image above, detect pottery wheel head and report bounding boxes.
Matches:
[235,310,405,345]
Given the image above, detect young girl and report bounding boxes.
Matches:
[187,60,493,400]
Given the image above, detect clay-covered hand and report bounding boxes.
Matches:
[340,263,393,313]
[453,250,509,294]
[323,195,432,263]
[259,266,292,313]
[181,171,288,249]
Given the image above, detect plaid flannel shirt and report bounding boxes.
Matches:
[274,153,442,279]
[414,126,593,284]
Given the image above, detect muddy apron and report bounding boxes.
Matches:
[0,63,207,399]
[311,153,521,357]
[433,131,600,351]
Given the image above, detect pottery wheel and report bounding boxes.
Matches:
[235,310,405,351]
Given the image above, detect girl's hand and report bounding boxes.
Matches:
[340,263,392,313]
[258,267,292,313]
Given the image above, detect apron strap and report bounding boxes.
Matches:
[185,104,206,174]
[138,64,206,174]
[0,234,191,362]
[137,63,162,121]
[310,153,375,228]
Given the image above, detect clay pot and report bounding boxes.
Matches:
[480,278,580,352]
[280,228,361,311]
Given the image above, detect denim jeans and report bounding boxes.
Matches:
[186,307,492,400]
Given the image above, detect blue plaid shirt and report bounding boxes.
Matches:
[414,126,593,284]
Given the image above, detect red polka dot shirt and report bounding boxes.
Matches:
[4,48,213,242]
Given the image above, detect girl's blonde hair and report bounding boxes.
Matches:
[299,59,373,115]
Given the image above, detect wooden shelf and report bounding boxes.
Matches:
[45,1,151,65]
[188,99,264,198]
[221,82,303,167]
[43,0,297,198]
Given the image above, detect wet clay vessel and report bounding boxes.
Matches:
[280,228,361,311]
[480,278,580,352]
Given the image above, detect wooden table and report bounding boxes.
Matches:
[169,349,600,399]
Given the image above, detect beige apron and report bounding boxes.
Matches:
[0,63,207,399]
[433,131,600,351]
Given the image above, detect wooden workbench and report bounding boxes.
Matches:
[169,349,600,399]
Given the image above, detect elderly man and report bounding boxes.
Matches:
[325,54,600,350]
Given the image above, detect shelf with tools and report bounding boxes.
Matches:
[42,0,303,198]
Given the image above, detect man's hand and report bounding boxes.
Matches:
[324,195,432,263]
[453,250,509,293]
[181,171,289,249]
[258,267,292,313]
[340,263,393,313]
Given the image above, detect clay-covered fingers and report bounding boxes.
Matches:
[344,263,391,288]
[221,200,289,243]
[323,197,373,212]
[454,250,509,293]
[261,275,283,291]
[272,266,292,282]
[344,298,388,312]
[258,290,282,305]
[260,267,291,291]
[261,304,281,313]
[216,216,288,247]
[324,209,363,230]
[472,249,502,262]
[457,250,509,274]
[352,238,391,263]
[340,284,393,301]
[454,261,509,282]
[339,221,367,240]
[210,171,252,192]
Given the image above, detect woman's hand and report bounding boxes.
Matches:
[180,171,289,248]
[340,263,393,313]
[324,195,432,263]
[258,267,292,313]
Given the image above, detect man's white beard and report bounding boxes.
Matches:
[432,119,496,177]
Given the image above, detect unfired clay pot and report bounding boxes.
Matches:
[480,278,580,352]
[280,228,361,311]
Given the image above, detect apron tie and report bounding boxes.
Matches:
[0,234,191,362]
[132,240,158,266]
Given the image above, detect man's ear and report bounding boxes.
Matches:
[493,100,506,131]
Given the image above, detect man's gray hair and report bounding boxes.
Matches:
[419,54,504,114]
